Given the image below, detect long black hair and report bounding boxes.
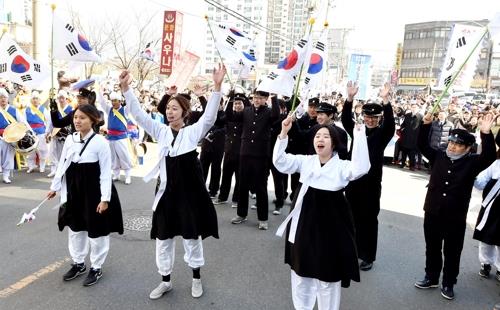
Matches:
[313,124,341,152]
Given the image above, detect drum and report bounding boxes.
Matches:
[3,123,39,154]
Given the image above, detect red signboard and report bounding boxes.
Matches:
[160,11,183,76]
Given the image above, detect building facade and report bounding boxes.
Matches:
[399,20,491,91]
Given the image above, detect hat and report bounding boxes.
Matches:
[0,88,8,98]
[315,102,337,115]
[178,93,191,101]
[448,129,475,146]
[362,103,383,116]
[254,90,269,97]
[78,87,93,98]
[308,97,320,106]
[233,93,247,102]
[31,91,40,99]
[109,92,122,101]
[57,90,68,98]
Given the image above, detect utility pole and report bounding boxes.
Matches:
[338,27,353,83]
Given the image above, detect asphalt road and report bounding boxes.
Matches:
[0,153,499,310]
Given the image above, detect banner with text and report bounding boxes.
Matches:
[160,11,183,76]
[347,54,372,100]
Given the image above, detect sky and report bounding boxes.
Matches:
[46,0,499,67]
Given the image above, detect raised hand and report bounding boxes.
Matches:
[193,84,205,97]
[279,115,293,139]
[379,82,392,105]
[479,112,496,134]
[212,63,226,91]
[167,85,178,96]
[119,71,133,93]
[346,81,359,101]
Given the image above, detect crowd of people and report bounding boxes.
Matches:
[1,67,500,309]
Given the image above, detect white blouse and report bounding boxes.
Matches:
[272,125,371,243]
[50,131,112,204]
[123,88,222,210]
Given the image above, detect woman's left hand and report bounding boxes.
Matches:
[96,201,109,214]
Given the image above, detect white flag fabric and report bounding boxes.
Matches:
[489,12,500,39]
[257,34,312,97]
[140,41,156,62]
[211,23,252,63]
[53,15,101,62]
[302,31,328,94]
[0,34,49,88]
[438,24,485,90]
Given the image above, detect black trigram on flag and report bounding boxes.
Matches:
[444,75,452,87]
[226,36,236,46]
[456,37,466,48]
[304,77,311,85]
[7,45,17,56]
[297,39,307,48]
[34,64,41,72]
[21,74,32,82]
[315,42,325,51]
[66,43,79,56]
[0,63,6,73]
[445,57,455,71]
[65,24,74,33]
[268,72,279,80]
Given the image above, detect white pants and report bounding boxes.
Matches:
[49,138,65,173]
[291,270,341,310]
[27,133,48,170]
[109,139,132,174]
[68,229,110,269]
[479,241,500,270]
[0,139,14,175]
[156,237,205,276]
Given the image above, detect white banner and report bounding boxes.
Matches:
[53,14,102,62]
[438,24,484,91]
[0,34,50,88]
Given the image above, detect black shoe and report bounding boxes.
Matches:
[496,271,500,282]
[82,268,102,286]
[479,263,491,278]
[440,285,454,300]
[63,263,86,281]
[414,276,439,289]
[359,261,373,271]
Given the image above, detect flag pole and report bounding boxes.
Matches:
[290,18,315,113]
[50,3,56,99]
[0,26,8,41]
[205,15,234,90]
[430,27,488,114]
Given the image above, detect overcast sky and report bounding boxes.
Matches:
[49,0,499,67]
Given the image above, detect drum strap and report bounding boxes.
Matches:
[79,132,97,157]
[30,105,45,122]
[112,108,128,127]
[0,108,16,124]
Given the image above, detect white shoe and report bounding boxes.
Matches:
[47,171,56,178]
[251,193,256,199]
[250,204,257,210]
[3,176,11,184]
[27,167,36,173]
[191,279,203,298]
[39,168,45,173]
[112,174,120,181]
[125,176,131,185]
[149,281,172,300]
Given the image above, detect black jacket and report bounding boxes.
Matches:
[288,113,318,155]
[418,123,496,220]
[341,100,395,181]
[400,112,423,149]
[225,96,280,158]
[201,110,226,152]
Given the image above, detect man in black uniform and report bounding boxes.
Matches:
[227,90,280,230]
[213,93,248,206]
[341,82,395,271]
[414,112,496,300]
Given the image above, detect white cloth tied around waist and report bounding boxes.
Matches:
[476,179,500,231]
[143,141,172,211]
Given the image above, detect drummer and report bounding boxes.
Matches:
[0,87,27,184]
[25,91,51,174]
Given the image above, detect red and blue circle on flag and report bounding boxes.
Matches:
[11,55,30,74]
[307,53,323,74]
[242,51,256,62]
[230,28,245,37]
[78,34,93,51]
[277,50,298,70]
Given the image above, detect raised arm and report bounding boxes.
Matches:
[273,116,306,174]
[341,124,371,181]
[379,83,396,145]
[417,113,437,163]
[473,113,497,175]
[341,81,358,137]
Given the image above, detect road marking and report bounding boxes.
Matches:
[0,257,71,299]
